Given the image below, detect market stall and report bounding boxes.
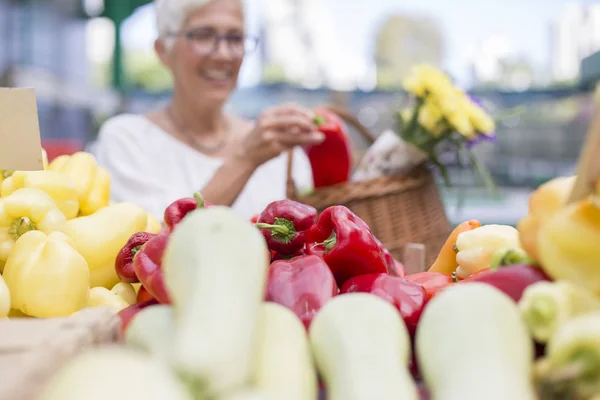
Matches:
[1,65,600,400]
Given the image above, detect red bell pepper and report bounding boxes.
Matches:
[341,273,428,336]
[163,192,213,232]
[133,234,171,304]
[303,108,353,188]
[255,200,317,256]
[136,285,155,303]
[305,206,389,286]
[404,272,455,299]
[114,232,157,283]
[463,264,551,302]
[117,298,160,337]
[266,255,338,329]
[271,247,306,262]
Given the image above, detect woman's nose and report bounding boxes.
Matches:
[212,38,235,59]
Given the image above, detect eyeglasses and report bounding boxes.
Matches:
[167,29,259,57]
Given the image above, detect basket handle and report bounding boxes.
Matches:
[286,105,378,200]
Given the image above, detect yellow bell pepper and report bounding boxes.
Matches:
[145,212,162,234]
[111,282,137,305]
[42,148,49,170]
[66,203,148,289]
[455,224,523,279]
[0,149,48,187]
[0,188,67,270]
[538,197,600,295]
[80,166,111,216]
[87,287,130,312]
[48,152,111,216]
[8,308,29,318]
[0,274,10,318]
[517,176,575,261]
[1,171,80,219]
[2,230,89,318]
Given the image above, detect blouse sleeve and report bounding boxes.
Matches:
[93,115,172,220]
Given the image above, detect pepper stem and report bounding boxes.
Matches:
[193,192,205,209]
[451,272,459,282]
[313,115,326,126]
[323,231,337,253]
[8,217,37,240]
[131,245,142,258]
[537,355,600,400]
[525,298,557,339]
[255,218,296,244]
[2,170,14,179]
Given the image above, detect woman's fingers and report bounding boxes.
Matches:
[259,114,316,134]
[262,103,315,121]
[277,130,325,147]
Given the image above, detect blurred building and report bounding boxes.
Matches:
[551,3,600,83]
[259,0,372,90]
[374,14,444,89]
[0,0,118,149]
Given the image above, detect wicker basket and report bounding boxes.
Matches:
[287,106,451,267]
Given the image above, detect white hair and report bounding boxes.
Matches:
[154,0,243,48]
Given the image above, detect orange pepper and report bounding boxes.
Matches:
[428,219,482,275]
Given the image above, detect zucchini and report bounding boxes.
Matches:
[416,283,536,400]
[253,302,317,400]
[309,293,418,400]
[163,207,270,397]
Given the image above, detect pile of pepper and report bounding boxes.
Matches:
[116,194,555,351]
[0,151,161,319]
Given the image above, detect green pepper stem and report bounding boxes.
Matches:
[193,192,205,209]
[255,217,296,244]
[526,298,556,334]
[323,231,337,253]
[537,356,600,400]
[131,245,142,258]
[8,217,36,240]
[2,170,14,179]
[313,115,326,126]
[451,272,459,283]
[255,223,290,235]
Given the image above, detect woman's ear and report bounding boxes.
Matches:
[154,38,170,67]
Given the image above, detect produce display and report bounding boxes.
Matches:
[2,153,600,400]
[0,151,160,318]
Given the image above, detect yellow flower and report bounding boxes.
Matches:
[447,112,476,138]
[433,89,475,138]
[466,102,496,135]
[402,64,453,98]
[418,99,446,137]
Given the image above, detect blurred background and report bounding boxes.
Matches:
[1,0,599,225]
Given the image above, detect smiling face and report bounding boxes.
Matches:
[156,0,246,106]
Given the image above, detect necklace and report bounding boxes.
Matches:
[166,107,231,155]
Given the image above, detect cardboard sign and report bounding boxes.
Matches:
[568,105,600,204]
[0,87,44,171]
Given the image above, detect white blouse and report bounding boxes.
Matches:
[92,114,313,221]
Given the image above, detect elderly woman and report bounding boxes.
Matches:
[94,0,323,220]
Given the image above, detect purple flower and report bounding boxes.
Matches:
[467,132,496,148]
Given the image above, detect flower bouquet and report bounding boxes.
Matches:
[352,64,498,195]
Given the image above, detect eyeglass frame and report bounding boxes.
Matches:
[164,29,260,57]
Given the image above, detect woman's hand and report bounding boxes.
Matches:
[235,103,325,169]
